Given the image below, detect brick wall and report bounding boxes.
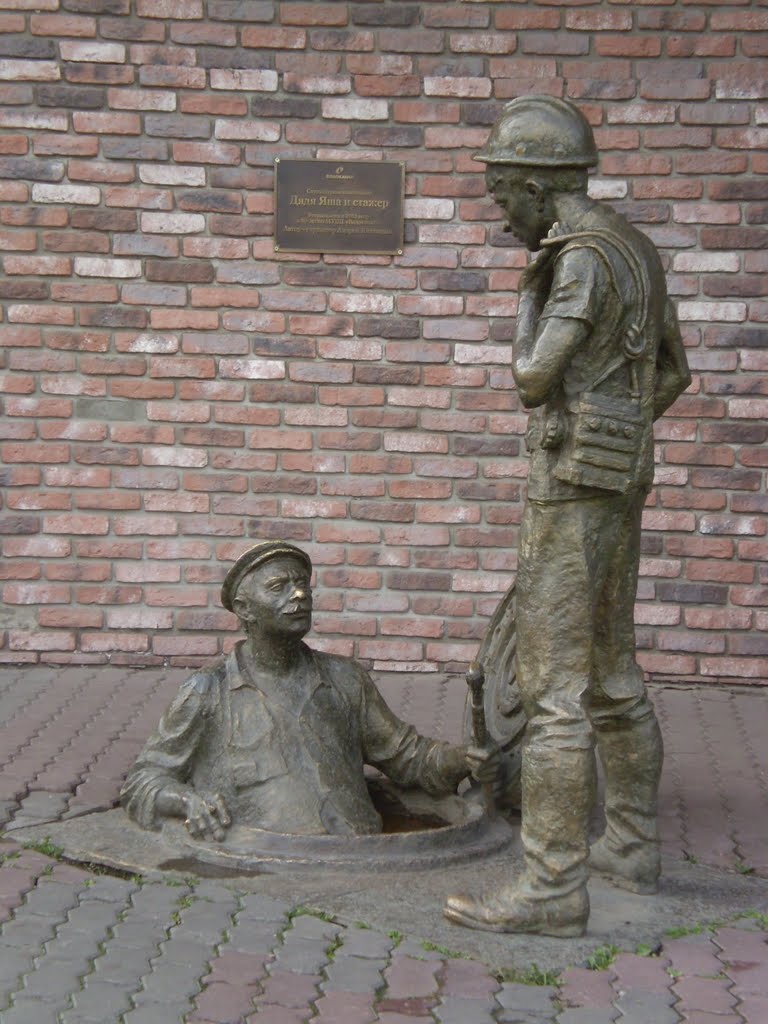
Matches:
[0,0,766,684]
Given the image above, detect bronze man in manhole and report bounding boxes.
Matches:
[122,540,497,840]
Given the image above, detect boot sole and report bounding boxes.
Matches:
[443,904,586,938]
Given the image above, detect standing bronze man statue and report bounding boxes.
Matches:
[444,96,691,937]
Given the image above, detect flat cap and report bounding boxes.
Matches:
[221,540,312,612]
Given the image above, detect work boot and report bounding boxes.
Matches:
[592,701,663,895]
[588,834,659,894]
[443,885,588,938]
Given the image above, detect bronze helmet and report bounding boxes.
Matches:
[474,95,598,169]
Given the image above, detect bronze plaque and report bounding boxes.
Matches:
[274,158,404,255]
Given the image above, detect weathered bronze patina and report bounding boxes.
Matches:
[122,540,495,842]
[444,96,692,937]
[274,158,404,255]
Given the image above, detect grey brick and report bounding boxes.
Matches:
[22,884,80,918]
[398,937,445,960]
[42,930,103,964]
[237,893,293,924]
[497,983,559,1014]
[322,955,385,994]
[109,920,166,950]
[227,922,282,955]
[78,876,138,902]
[157,937,215,966]
[64,901,121,933]
[121,1008,188,1024]
[613,990,682,1024]
[132,962,204,1005]
[334,927,395,960]
[497,1012,557,1024]
[90,948,154,985]
[0,919,58,956]
[272,939,329,974]
[18,961,86,1001]
[0,998,62,1024]
[556,1010,618,1024]
[70,981,133,1017]
[0,948,35,985]
[287,914,341,943]
[434,995,499,1023]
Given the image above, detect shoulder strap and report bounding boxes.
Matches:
[541,225,651,398]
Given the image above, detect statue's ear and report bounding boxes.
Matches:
[525,178,545,209]
[231,593,250,622]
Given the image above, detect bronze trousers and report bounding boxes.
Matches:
[515,489,662,897]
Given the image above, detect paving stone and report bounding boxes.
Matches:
[287,913,341,943]
[433,994,499,1023]
[613,989,682,1024]
[382,954,440,999]
[673,976,737,1014]
[63,900,122,933]
[497,1010,557,1024]
[158,937,216,966]
[664,937,725,976]
[375,1013,435,1024]
[334,926,394,960]
[124,1008,205,1024]
[238,893,293,924]
[559,966,617,1008]
[271,939,329,974]
[21,882,80,918]
[170,905,232,943]
[322,954,385,994]
[133,962,205,1005]
[440,957,500,999]
[677,1014,743,1024]
[397,938,445,961]
[312,989,377,1023]
[89,947,155,984]
[0,997,63,1024]
[109,919,167,950]
[69,981,134,1017]
[245,1007,313,1024]
[203,948,271,986]
[226,923,282,956]
[496,982,558,1014]
[18,961,88,1001]
[713,927,768,964]
[78,876,138,902]
[0,918,58,956]
[611,952,673,993]
[259,969,321,1008]
[188,979,260,1022]
[0,802,17,827]
[735,994,768,1020]
[0,947,33,986]
[556,1010,618,1024]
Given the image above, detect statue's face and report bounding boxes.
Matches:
[234,555,313,640]
[485,167,549,251]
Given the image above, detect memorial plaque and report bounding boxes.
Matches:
[274,158,404,255]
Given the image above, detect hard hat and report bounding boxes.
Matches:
[474,96,598,169]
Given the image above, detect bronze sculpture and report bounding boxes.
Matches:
[122,540,495,840]
[444,96,691,937]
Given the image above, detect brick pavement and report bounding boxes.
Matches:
[0,666,767,1024]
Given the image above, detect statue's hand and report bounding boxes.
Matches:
[519,222,568,295]
[464,744,502,785]
[183,792,231,842]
